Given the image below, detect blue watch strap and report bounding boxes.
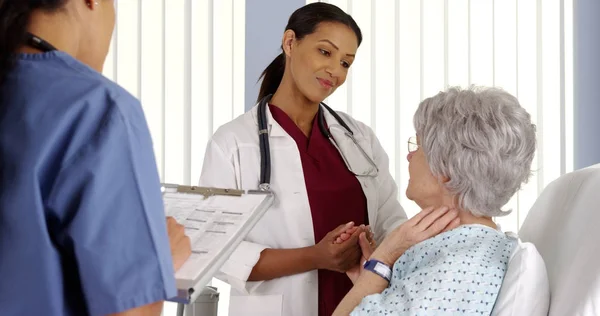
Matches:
[363,259,392,282]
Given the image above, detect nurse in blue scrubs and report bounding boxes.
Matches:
[0,1,191,315]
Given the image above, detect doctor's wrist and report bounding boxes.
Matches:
[307,245,324,270]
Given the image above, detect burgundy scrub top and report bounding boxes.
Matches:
[269,104,368,316]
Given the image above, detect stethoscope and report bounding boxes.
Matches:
[257,94,378,191]
[25,33,58,53]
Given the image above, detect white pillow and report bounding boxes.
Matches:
[491,234,550,316]
[519,164,600,315]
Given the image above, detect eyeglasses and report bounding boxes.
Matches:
[408,136,419,153]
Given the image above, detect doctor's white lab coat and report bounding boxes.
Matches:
[198,103,407,316]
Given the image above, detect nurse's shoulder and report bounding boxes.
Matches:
[13,52,148,162]
[48,51,143,122]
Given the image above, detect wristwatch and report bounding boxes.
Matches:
[363,259,392,283]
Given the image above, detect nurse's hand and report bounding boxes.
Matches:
[166,217,192,271]
[369,206,460,267]
[313,222,367,273]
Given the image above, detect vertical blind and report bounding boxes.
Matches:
[104,1,572,314]
[103,0,246,187]
[317,0,574,233]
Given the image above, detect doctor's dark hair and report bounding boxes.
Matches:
[0,0,67,84]
[257,2,362,102]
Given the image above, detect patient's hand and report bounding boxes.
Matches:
[334,224,373,244]
[332,224,377,283]
[370,206,460,266]
[334,226,357,244]
[346,231,376,284]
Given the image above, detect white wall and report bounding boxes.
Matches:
[245,0,304,111]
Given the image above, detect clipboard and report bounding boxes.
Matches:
[161,183,274,304]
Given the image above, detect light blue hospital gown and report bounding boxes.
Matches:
[351,224,516,315]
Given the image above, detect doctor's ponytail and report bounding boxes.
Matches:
[256,2,362,103]
[257,53,285,102]
[0,0,66,84]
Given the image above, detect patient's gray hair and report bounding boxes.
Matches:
[414,86,536,217]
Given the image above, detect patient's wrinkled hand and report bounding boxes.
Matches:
[334,226,357,244]
[370,206,460,266]
[346,230,376,284]
[334,224,374,245]
[333,224,376,284]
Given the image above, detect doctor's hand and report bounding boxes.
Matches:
[369,206,460,267]
[312,222,366,273]
[166,217,192,272]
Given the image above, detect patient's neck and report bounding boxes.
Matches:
[456,210,497,230]
[422,195,497,230]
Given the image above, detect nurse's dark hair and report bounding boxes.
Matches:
[256,2,362,102]
[0,0,67,83]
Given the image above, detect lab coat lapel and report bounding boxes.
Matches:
[250,103,288,138]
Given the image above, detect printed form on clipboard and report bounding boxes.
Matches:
[161,183,274,304]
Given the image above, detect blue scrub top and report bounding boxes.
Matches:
[0,52,176,315]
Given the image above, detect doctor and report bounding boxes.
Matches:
[199,3,407,316]
[0,1,190,315]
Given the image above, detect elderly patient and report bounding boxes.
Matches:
[333,86,537,315]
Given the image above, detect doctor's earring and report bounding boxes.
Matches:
[87,0,100,8]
